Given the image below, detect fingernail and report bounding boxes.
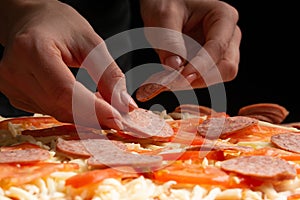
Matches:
[185,73,198,83]
[121,91,138,110]
[164,56,183,70]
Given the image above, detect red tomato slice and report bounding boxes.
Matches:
[160,150,225,161]
[153,161,263,189]
[65,167,139,188]
[225,124,290,142]
[0,162,79,188]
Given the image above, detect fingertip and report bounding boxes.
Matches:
[164,55,184,70]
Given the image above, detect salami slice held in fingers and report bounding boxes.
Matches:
[197,116,258,139]
[0,148,50,164]
[136,67,184,102]
[271,132,300,154]
[121,108,174,139]
[220,156,296,181]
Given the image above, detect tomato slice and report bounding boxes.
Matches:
[242,147,300,161]
[153,161,263,189]
[160,150,225,161]
[154,162,228,185]
[0,162,79,188]
[65,167,139,188]
[225,124,290,142]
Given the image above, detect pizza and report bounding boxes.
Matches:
[1,103,300,200]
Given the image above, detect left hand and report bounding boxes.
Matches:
[140,0,241,89]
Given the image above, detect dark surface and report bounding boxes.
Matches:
[1,1,299,123]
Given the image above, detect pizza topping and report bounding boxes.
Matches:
[22,124,105,140]
[0,162,79,188]
[238,103,289,124]
[121,108,174,139]
[197,116,258,139]
[271,132,300,154]
[87,152,162,170]
[56,138,162,170]
[136,67,184,102]
[0,148,50,164]
[220,156,296,181]
[65,167,138,189]
[56,138,127,158]
[173,104,217,117]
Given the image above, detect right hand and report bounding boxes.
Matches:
[0,0,137,129]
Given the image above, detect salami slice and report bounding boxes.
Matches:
[174,104,217,116]
[220,156,296,181]
[0,148,50,164]
[271,132,300,154]
[87,153,162,170]
[56,138,127,158]
[121,108,174,139]
[238,103,289,124]
[197,116,258,139]
[136,67,184,102]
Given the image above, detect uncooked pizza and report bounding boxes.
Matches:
[1,103,300,200]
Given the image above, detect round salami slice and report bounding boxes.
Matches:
[197,116,258,139]
[87,153,162,170]
[56,138,91,158]
[121,108,174,139]
[0,148,50,164]
[56,138,127,158]
[220,156,296,181]
[271,132,300,153]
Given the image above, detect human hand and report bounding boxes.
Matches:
[0,0,137,129]
[140,0,241,89]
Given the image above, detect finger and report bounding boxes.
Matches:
[82,41,138,113]
[182,3,239,80]
[30,47,124,130]
[190,26,242,88]
[141,1,187,69]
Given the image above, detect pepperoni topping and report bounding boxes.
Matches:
[271,132,300,154]
[0,148,50,164]
[136,67,184,102]
[197,116,258,139]
[55,138,162,170]
[87,153,162,170]
[221,156,296,181]
[174,104,217,116]
[238,103,289,124]
[121,108,174,139]
[56,138,127,158]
